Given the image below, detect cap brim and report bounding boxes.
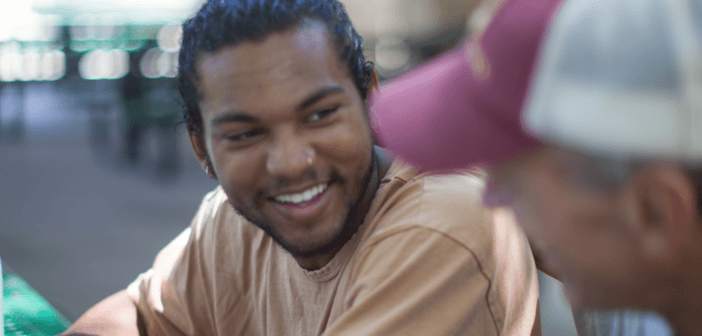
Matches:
[371,43,539,172]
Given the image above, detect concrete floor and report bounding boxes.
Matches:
[0,81,580,335]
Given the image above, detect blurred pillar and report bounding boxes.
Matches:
[87,80,113,166]
[149,78,182,182]
[120,60,147,166]
[0,81,3,139]
[7,82,26,144]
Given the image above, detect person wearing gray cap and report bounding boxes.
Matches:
[372,0,702,334]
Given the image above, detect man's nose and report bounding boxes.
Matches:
[266,133,315,179]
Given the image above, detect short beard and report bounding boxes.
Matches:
[230,148,377,260]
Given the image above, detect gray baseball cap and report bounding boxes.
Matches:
[525,0,702,162]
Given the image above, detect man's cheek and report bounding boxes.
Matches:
[511,197,536,228]
[482,176,515,207]
[518,202,555,248]
[482,188,506,207]
[510,206,542,249]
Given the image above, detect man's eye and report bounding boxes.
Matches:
[225,129,262,141]
[307,107,338,122]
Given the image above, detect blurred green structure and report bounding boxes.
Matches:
[4,267,71,336]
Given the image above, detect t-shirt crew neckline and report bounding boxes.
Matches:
[288,158,406,283]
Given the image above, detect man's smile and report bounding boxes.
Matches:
[269,182,334,223]
[272,183,328,204]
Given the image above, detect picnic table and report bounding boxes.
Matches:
[4,265,71,336]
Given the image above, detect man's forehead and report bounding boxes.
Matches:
[195,25,350,110]
[294,20,329,55]
[196,23,335,79]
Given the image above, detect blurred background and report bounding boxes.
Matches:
[0,0,580,334]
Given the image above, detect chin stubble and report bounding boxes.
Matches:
[230,151,377,259]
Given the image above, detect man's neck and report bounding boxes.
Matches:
[373,146,394,180]
[660,235,702,336]
[664,287,702,336]
[324,147,393,247]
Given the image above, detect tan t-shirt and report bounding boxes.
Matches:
[127,159,540,336]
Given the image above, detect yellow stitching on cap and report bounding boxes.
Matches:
[470,0,511,40]
[465,0,511,81]
[466,40,491,81]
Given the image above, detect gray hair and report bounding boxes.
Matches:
[557,150,702,214]
[555,150,640,192]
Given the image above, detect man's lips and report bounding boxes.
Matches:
[277,186,327,207]
[269,181,330,200]
[270,182,328,204]
[269,182,334,223]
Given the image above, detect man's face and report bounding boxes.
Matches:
[193,23,374,261]
[485,147,648,309]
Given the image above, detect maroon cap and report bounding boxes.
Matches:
[371,0,563,171]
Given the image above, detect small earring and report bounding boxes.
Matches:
[206,166,215,178]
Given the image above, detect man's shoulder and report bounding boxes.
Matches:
[190,186,270,262]
[194,186,254,230]
[372,166,494,249]
[363,166,527,284]
[417,168,488,205]
[379,165,490,225]
[191,186,232,234]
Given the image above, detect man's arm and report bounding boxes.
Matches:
[61,290,142,336]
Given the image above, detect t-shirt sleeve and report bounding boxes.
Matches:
[126,191,219,336]
[323,227,501,336]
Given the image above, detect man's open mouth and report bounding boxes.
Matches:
[272,183,329,205]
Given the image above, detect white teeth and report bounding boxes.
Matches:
[274,184,328,204]
[302,189,314,201]
[292,194,303,203]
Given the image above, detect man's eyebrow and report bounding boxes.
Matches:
[210,86,344,127]
[296,86,345,111]
[211,112,259,127]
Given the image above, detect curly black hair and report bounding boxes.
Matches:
[178,0,374,136]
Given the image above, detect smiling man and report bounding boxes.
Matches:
[61,0,541,335]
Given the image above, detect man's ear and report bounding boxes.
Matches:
[367,69,380,103]
[188,128,210,173]
[367,69,382,141]
[622,165,697,263]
